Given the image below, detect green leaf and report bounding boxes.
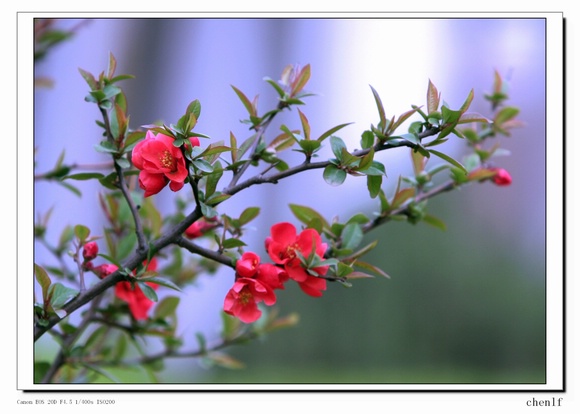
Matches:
[222,238,247,249]
[346,213,370,225]
[102,84,122,100]
[369,85,386,132]
[336,262,354,278]
[291,64,311,96]
[231,85,255,116]
[192,159,214,173]
[323,165,347,186]
[494,106,520,125]
[115,158,131,169]
[198,144,232,158]
[143,277,182,293]
[74,224,90,242]
[62,172,105,182]
[366,175,382,199]
[186,99,202,120]
[264,77,286,98]
[330,136,347,160]
[391,187,415,210]
[341,223,363,251]
[428,149,467,174]
[457,112,491,124]
[423,214,447,231]
[390,108,420,134]
[298,139,321,155]
[48,283,78,310]
[78,67,98,90]
[204,161,223,199]
[317,122,353,142]
[360,130,375,149]
[200,202,218,219]
[94,140,119,154]
[354,260,391,279]
[34,264,52,303]
[297,109,311,140]
[237,134,258,159]
[138,282,158,302]
[206,352,246,370]
[289,204,329,229]
[459,89,475,114]
[358,148,374,172]
[239,207,260,225]
[361,160,387,176]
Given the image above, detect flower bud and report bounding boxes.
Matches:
[82,241,99,262]
[92,263,119,279]
[492,168,512,186]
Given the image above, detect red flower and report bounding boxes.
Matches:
[265,222,328,295]
[297,274,327,297]
[492,168,512,186]
[256,263,288,291]
[115,281,159,321]
[235,251,261,278]
[184,219,217,239]
[82,241,99,262]
[131,131,200,197]
[223,278,276,323]
[114,258,159,321]
[235,252,288,290]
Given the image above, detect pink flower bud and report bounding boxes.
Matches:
[92,263,119,279]
[82,241,99,262]
[184,219,217,239]
[492,168,512,186]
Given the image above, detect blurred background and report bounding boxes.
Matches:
[33,17,546,385]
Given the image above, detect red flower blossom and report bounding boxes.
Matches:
[265,222,328,291]
[297,274,327,297]
[235,251,261,278]
[223,277,276,323]
[256,263,288,291]
[235,252,288,290]
[131,131,200,197]
[114,258,159,320]
[115,281,159,321]
[492,168,512,186]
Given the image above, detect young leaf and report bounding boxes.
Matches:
[427,79,440,115]
[34,264,52,303]
[231,85,256,117]
[291,64,311,96]
[297,109,311,140]
[369,85,386,132]
[317,122,353,143]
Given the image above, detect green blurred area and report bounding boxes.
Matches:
[193,187,546,385]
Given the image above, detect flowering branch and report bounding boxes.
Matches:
[34,49,521,383]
